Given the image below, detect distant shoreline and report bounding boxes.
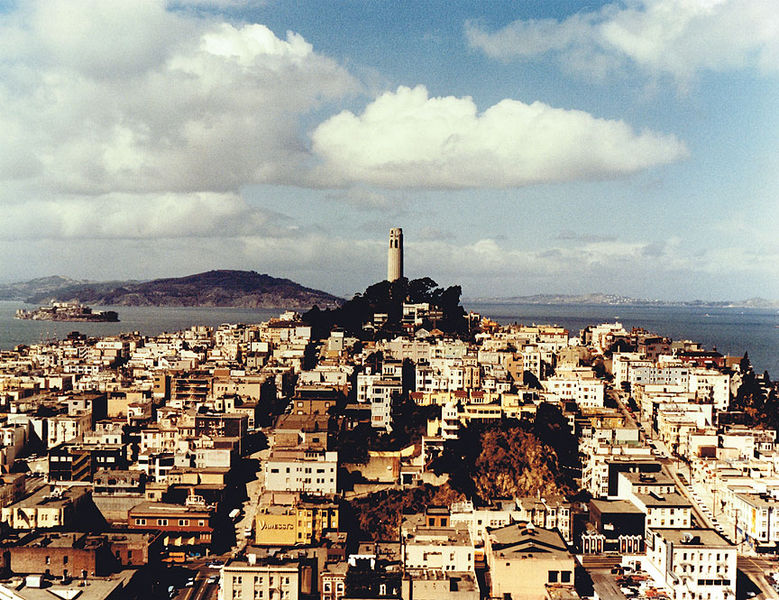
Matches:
[464,297,779,310]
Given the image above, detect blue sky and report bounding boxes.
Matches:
[0,0,776,300]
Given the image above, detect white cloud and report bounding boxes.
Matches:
[311,85,687,188]
[0,193,274,240]
[466,0,779,82]
[0,0,357,195]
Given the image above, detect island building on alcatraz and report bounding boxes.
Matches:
[387,227,404,282]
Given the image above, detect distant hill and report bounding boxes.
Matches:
[0,276,94,301]
[6,270,342,309]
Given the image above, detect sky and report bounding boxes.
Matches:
[0,0,776,301]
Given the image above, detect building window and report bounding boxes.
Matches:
[561,571,571,583]
[158,518,168,526]
[548,571,558,583]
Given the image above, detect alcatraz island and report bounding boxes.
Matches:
[15,300,119,322]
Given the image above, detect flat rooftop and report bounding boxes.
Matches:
[656,528,733,548]
[634,492,691,508]
[620,471,675,486]
[590,499,644,514]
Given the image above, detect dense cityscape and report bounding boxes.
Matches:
[0,228,775,600]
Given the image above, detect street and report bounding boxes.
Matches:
[168,440,273,600]
[610,391,779,600]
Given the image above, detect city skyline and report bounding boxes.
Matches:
[0,0,776,301]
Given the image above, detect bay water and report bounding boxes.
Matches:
[0,301,776,376]
[466,302,777,377]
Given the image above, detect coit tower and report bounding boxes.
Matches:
[387,227,403,282]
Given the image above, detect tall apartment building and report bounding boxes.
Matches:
[356,371,401,432]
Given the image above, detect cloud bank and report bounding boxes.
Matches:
[0,0,689,207]
[466,0,779,82]
[0,194,275,241]
[311,85,687,188]
[0,0,357,195]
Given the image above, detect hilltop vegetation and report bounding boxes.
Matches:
[432,404,579,502]
[303,277,467,339]
[728,353,779,429]
[347,403,581,541]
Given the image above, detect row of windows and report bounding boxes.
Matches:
[232,575,291,585]
[134,517,206,526]
[547,570,572,583]
[679,551,728,561]
[268,467,334,473]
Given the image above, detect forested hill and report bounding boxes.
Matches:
[8,270,342,309]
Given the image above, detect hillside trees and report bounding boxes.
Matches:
[303,277,467,340]
[432,407,579,502]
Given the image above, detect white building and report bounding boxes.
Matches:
[581,443,654,498]
[589,322,629,354]
[356,372,401,431]
[219,555,300,600]
[631,491,692,530]
[543,368,605,408]
[731,491,779,549]
[264,449,338,495]
[646,529,736,600]
[688,369,730,411]
[46,412,91,449]
[449,500,514,547]
[401,509,475,573]
[628,360,691,389]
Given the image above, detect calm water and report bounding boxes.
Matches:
[466,302,778,377]
[0,301,281,349]
[0,301,776,376]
